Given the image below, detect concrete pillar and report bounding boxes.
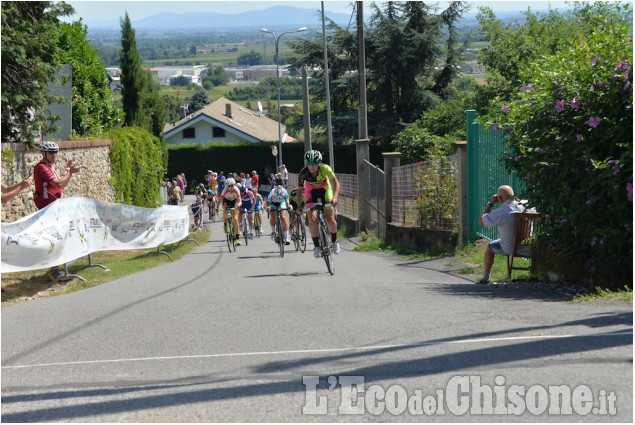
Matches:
[356,138,370,231]
[453,141,468,245]
[382,152,401,225]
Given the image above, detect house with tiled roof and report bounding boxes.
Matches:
[163,97,284,145]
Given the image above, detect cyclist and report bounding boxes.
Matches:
[252,188,265,235]
[265,179,291,245]
[191,191,205,230]
[288,187,305,228]
[217,177,243,245]
[297,150,341,257]
[237,183,256,238]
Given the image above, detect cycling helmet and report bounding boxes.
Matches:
[305,150,322,165]
[40,141,59,152]
[239,185,247,194]
[236,183,242,189]
[226,178,236,186]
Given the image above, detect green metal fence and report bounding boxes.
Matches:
[466,110,525,242]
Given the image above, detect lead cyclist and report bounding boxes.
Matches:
[297,150,341,257]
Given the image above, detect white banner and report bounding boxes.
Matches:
[1,196,190,273]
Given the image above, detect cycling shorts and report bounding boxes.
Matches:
[222,198,237,209]
[304,186,333,208]
[241,200,254,212]
[269,201,288,211]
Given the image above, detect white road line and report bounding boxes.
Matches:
[2,331,631,370]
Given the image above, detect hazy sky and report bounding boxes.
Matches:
[64,0,576,23]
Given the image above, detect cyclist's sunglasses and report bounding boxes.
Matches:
[227,184,235,187]
[306,162,319,166]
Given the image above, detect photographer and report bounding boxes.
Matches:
[477,185,527,284]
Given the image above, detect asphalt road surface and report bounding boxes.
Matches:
[1,203,632,422]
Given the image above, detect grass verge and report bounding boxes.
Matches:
[1,230,210,307]
[572,286,633,303]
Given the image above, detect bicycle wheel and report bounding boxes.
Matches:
[230,221,236,251]
[290,221,299,251]
[299,220,307,253]
[202,202,209,214]
[319,220,334,275]
[210,203,216,222]
[277,219,284,258]
[242,216,249,246]
[225,221,233,252]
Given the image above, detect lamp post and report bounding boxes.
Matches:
[261,27,307,170]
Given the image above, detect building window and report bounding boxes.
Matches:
[213,127,226,138]
[183,128,195,138]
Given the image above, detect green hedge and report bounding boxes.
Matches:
[108,127,165,207]
[166,142,388,184]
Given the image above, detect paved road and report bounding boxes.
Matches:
[1,202,632,422]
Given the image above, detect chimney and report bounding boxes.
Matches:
[225,103,232,118]
[179,105,187,120]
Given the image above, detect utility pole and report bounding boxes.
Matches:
[322,1,335,171]
[357,1,368,140]
[301,65,312,152]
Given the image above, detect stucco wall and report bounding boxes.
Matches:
[1,140,115,223]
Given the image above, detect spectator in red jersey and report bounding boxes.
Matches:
[33,141,81,279]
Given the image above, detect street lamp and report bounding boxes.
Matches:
[261,27,307,170]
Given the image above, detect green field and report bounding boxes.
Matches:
[142,41,297,67]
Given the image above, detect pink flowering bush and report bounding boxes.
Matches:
[483,9,632,286]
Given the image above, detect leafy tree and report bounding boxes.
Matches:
[288,1,468,144]
[170,75,191,87]
[237,50,262,66]
[187,88,209,113]
[202,66,230,89]
[141,71,167,141]
[119,12,146,127]
[1,1,74,143]
[482,4,633,286]
[56,21,122,136]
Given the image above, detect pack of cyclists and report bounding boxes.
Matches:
[193,149,341,256]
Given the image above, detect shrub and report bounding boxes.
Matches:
[108,127,164,207]
[412,154,458,230]
[482,8,632,287]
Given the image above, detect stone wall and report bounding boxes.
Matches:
[1,140,115,223]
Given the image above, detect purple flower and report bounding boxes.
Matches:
[614,184,620,191]
[585,197,598,205]
[560,219,568,224]
[591,55,601,66]
[492,123,500,133]
[619,81,630,94]
[501,104,510,113]
[585,116,602,128]
[513,156,520,162]
[575,134,582,143]
[590,236,603,247]
[519,84,533,92]
[570,98,580,110]
[537,149,545,155]
[615,59,628,71]
[555,100,566,112]
[627,182,633,202]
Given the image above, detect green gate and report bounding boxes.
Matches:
[466,110,524,242]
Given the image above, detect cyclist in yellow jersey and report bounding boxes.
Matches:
[297,150,341,257]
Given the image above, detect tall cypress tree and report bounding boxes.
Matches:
[119,12,144,127]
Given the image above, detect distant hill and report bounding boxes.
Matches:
[83,5,353,31]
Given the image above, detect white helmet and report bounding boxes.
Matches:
[40,141,59,152]
[226,178,236,186]
[235,183,242,189]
